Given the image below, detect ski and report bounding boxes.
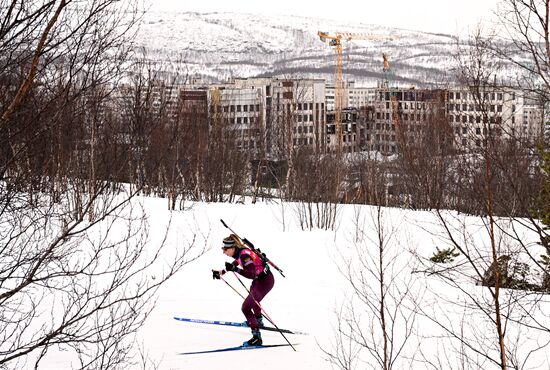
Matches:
[178,343,297,355]
[173,317,308,335]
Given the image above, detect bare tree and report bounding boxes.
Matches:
[292,148,339,230]
[0,187,205,368]
[323,206,419,370]
[409,25,550,369]
[201,88,249,202]
[393,90,454,210]
[0,1,207,368]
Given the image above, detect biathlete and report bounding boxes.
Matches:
[212,234,274,346]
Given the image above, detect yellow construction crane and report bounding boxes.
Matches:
[318,31,398,154]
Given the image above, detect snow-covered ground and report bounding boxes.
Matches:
[37,194,550,369]
[138,199,344,369]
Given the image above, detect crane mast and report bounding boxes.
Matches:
[318,31,344,154]
[318,31,398,154]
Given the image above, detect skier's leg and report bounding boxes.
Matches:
[250,271,274,318]
[241,294,257,329]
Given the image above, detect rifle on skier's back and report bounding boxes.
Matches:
[220,219,286,278]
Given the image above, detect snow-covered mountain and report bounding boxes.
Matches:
[135,11,463,86]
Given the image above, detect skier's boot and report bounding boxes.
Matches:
[244,329,262,346]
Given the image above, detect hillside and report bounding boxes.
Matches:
[43,196,550,369]
[135,11,463,86]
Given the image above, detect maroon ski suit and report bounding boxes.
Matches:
[229,248,274,330]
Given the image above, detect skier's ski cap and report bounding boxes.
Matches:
[222,234,238,249]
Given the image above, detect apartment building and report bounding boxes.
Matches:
[367,86,545,154]
[447,88,545,149]
[118,77,546,160]
[366,87,448,154]
[326,108,368,153]
[325,81,376,111]
[520,95,545,140]
[208,83,264,153]
[348,86,377,109]
[208,77,326,160]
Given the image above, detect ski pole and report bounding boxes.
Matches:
[220,274,246,300]
[220,219,286,278]
[231,272,277,325]
[222,274,280,329]
[219,274,296,351]
[217,275,307,335]
[230,272,296,352]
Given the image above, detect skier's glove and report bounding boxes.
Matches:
[212,270,224,280]
[225,262,236,272]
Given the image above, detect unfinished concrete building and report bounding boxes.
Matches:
[447,88,545,150]
[207,77,326,160]
[366,87,449,154]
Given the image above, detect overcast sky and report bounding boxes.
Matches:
[145,0,501,35]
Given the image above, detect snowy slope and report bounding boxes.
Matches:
[135,198,549,370]
[135,11,462,86]
[35,195,545,369]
